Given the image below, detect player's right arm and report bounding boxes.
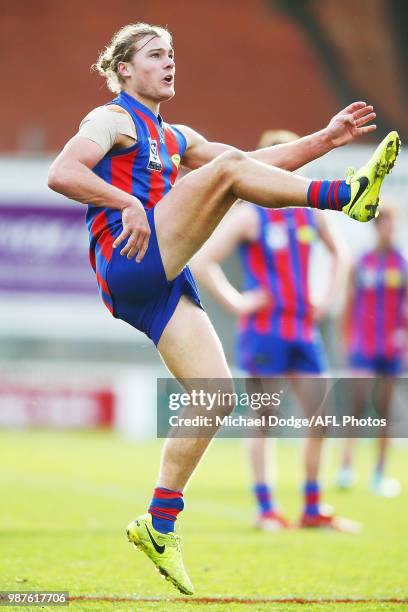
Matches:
[190,203,269,316]
[48,106,150,263]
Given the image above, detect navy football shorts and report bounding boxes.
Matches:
[348,352,403,376]
[236,329,327,375]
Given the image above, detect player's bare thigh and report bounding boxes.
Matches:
[157,295,232,380]
[154,153,238,281]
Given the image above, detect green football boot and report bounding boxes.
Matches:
[343,131,401,222]
[127,513,194,595]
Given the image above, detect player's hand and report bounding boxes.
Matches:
[325,102,377,147]
[113,199,151,263]
[234,288,270,316]
[312,304,329,323]
[311,301,330,323]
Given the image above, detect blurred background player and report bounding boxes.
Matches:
[192,130,359,531]
[337,203,407,497]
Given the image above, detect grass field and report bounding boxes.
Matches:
[0,430,407,611]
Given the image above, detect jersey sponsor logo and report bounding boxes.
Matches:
[147,138,163,172]
[265,223,288,250]
[171,153,181,168]
[296,225,316,244]
[384,267,404,288]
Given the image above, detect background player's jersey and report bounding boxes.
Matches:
[84,91,187,312]
[348,248,408,359]
[238,206,317,342]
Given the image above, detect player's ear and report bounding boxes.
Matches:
[117,61,132,79]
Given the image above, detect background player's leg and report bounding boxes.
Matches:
[289,378,325,517]
[373,377,394,472]
[155,150,311,279]
[247,436,288,529]
[302,438,323,483]
[338,373,371,487]
[156,296,234,490]
[247,436,271,484]
[371,377,400,496]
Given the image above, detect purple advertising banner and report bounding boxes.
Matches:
[0,203,97,294]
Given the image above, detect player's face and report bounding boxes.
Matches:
[123,35,175,102]
[375,213,394,244]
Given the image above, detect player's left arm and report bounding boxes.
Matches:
[313,212,350,321]
[176,101,376,171]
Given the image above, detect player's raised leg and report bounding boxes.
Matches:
[127,296,235,595]
[155,131,400,280]
[155,149,309,279]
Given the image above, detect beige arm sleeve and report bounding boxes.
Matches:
[77,106,136,154]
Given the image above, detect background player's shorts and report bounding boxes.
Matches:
[236,329,327,375]
[348,352,403,376]
[103,207,202,346]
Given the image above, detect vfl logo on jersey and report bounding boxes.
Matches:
[147,138,162,172]
[265,222,288,250]
[171,153,181,168]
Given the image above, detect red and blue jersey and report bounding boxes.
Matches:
[238,206,317,341]
[348,248,408,359]
[85,91,187,313]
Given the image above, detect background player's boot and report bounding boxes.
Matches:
[336,466,357,490]
[299,504,361,534]
[371,473,401,498]
[255,510,290,531]
[343,131,401,222]
[127,513,194,595]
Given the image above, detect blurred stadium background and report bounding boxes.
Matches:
[1,1,408,607]
[1,0,408,435]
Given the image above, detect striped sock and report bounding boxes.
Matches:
[148,487,184,534]
[304,481,320,516]
[253,482,274,516]
[307,180,351,211]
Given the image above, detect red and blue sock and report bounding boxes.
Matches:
[254,482,275,516]
[307,180,351,211]
[148,487,184,534]
[304,480,320,516]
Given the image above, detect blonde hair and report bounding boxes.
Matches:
[257,129,299,148]
[92,23,172,93]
